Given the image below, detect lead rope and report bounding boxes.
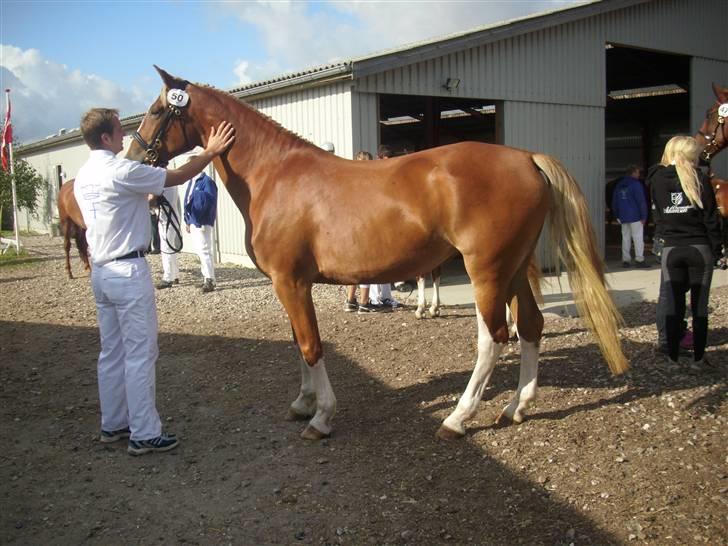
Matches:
[157,195,183,253]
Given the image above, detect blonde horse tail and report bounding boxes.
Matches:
[532,153,629,375]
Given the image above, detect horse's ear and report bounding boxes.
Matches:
[713,82,728,102]
[154,65,188,90]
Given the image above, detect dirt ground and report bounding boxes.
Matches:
[1,236,726,545]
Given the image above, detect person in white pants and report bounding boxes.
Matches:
[184,166,219,293]
[73,107,234,455]
[612,165,648,268]
[155,185,181,289]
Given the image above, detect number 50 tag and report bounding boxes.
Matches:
[718,103,728,118]
[167,89,189,108]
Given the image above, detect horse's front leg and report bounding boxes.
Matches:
[415,275,427,319]
[273,277,336,440]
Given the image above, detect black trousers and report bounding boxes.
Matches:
[656,245,713,361]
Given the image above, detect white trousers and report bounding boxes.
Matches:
[190,225,215,280]
[621,221,644,262]
[369,283,392,304]
[91,258,162,441]
[158,214,179,282]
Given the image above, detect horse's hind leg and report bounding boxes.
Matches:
[428,266,441,318]
[496,272,543,426]
[273,276,336,440]
[437,279,508,440]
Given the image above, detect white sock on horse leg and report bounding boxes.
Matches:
[307,358,337,435]
[501,339,539,423]
[415,277,427,318]
[290,359,317,417]
[429,275,440,317]
[442,306,504,434]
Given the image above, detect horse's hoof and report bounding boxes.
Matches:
[428,309,440,318]
[285,408,311,421]
[435,424,464,441]
[415,310,424,319]
[301,425,330,441]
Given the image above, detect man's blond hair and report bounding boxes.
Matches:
[80,108,119,150]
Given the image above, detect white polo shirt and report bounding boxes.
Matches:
[74,150,167,265]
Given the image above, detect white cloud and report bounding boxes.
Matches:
[0,45,152,144]
[224,0,578,81]
[233,60,254,86]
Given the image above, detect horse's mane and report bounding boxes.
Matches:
[194,82,320,152]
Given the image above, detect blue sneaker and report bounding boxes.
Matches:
[100,427,131,443]
[127,433,179,456]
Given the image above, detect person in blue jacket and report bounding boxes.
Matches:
[184,163,218,293]
[612,165,648,267]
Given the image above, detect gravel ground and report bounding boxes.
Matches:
[1,235,726,545]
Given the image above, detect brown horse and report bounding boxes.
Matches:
[127,66,628,441]
[57,179,90,278]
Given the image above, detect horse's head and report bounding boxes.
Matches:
[696,82,728,163]
[126,66,202,166]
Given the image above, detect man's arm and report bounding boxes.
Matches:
[164,121,235,187]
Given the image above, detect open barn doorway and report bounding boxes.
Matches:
[604,44,690,263]
[379,94,499,156]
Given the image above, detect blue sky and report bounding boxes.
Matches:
[1,0,578,143]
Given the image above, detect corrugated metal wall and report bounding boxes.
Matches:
[351,92,379,157]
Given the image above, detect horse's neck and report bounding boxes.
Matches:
[201,90,311,185]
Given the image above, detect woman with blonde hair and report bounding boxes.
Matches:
[648,135,722,366]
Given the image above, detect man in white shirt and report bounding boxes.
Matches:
[74,108,234,455]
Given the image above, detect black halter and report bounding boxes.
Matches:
[132,104,186,167]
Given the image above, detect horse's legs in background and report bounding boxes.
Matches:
[437,276,508,439]
[415,265,442,319]
[496,268,544,426]
[428,265,442,318]
[505,305,517,338]
[273,277,336,440]
[415,274,427,319]
[62,222,74,279]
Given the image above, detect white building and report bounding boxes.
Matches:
[16,0,728,266]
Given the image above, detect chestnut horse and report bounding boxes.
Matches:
[128,67,628,441]
[57,179,90,278]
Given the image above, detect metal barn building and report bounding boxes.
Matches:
[17,0,728,267]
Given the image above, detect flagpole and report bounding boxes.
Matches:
[6,90,20,253]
